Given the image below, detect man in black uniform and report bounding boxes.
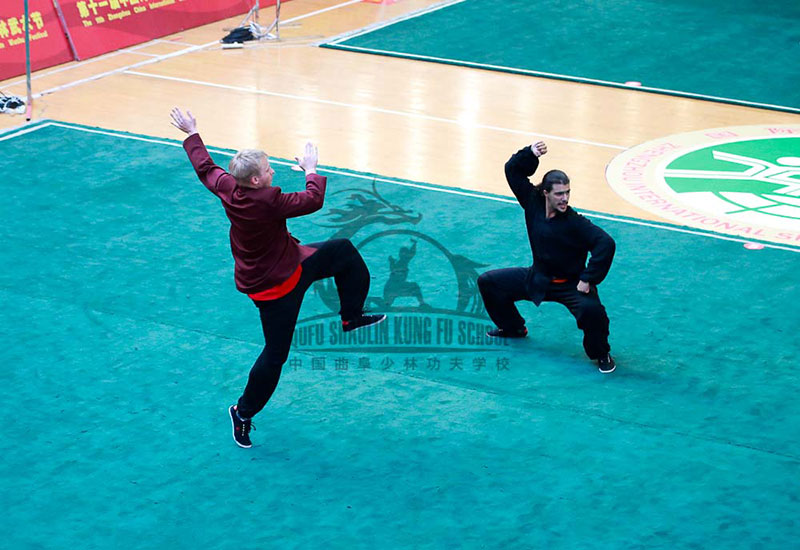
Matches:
[477,141,617,373]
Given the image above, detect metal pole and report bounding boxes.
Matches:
[275,0,280,40]
[52,0,81,61]
[263,0,281,39]
[24,0,33,121]
[239,0,259,27]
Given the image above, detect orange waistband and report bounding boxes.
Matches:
[248,265,302,301]
[551,278,568,283]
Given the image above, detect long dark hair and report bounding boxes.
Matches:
[534,169,570,195]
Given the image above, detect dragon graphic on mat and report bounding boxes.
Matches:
[312,180,486,316]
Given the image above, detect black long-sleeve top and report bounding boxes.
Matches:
[505,145,616,304]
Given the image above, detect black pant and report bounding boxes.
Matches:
[477,267,610,360]
[237,239,370,418]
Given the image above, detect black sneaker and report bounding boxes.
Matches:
[486,327,528,338]
[597,354,616,374]
[342,313,386,333]
[229,405,254,448]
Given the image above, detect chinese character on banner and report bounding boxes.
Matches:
[288,357,302,371]
[8,17,22,36]
[496,357,510,371]
[77,2,91,18]
[31,12,44,31]
[449,357,463,371]
[335,357,349,371]
[358,357,371,370]
[404,357,418,371]
[380,357,394,371]
[311,357,326,371]
[426,357,440,371]
[473,357,487,371]
[0,21,9,39]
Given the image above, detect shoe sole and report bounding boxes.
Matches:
[344,314,387,333]
[229,407,252,448]
[598,365,616,374]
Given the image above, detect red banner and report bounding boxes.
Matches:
[0,1,74,81]
[59,0,258,59]
[1,0,283,81]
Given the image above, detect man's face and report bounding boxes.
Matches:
[544,183,570,214]
[252,157,274,188]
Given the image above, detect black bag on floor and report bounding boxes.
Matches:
[221,26,256,44]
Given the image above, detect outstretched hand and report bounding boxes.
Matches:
[531,141,548,157]
[170,107,198,135]
[295,142,318,175]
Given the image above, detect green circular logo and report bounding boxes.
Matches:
[664,137,800,222]
[606,126,800,245]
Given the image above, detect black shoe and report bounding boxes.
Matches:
[597,354,616,374]
[229,405,254,448]
[342,313,386,332]
[486,326,528,338]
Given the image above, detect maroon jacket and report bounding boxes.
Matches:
[183,133,326,294]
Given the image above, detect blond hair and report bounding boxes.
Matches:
[228,149,268,184]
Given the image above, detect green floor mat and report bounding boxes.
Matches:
[323,0,800,113]
[1,122,798,548]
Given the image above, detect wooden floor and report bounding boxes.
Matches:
[2,0,799,226]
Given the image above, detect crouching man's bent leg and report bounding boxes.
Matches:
[548,286,610,360]
[478,268,530,336]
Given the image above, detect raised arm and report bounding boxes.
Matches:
[171,107,234,195]
[170,107,197,136]
[273,174,327,218]
[274,142,327,218]
[504,141,548,207]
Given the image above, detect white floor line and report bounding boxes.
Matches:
[5,121,797,253]
[152,38,199,47]
[0,122,53,141]
[326,46,800,114]
[322,0,465,45]
[32,42,214,99]
[285,0,363,21]
[123,70,627,150]
[18,0,363,99]
[1,36,198,89]
[2,50,131,88]
[123,51,161,58]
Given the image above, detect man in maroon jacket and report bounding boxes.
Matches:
[170,108,385,448]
